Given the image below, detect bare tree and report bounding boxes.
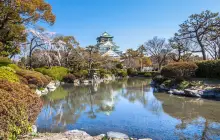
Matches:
[144,36,170,70]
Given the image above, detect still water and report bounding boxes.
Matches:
[36,78,220,140]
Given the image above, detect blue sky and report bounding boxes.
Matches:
[44,0,220,51]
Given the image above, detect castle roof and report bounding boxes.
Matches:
[101,32,113,38]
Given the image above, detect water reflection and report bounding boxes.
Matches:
[37,78,220,139]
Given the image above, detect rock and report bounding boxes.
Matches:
[32,125,37,133]
[138,139,152,140]
[36,89,42,96]
[61,82,65,85]
[64,130,95,140]
[159,84,169,91]
[184,89,202,98]
[41,88,49,95]
[170,89,184,96]
[47,82,57,92]
[168,90,173,94]
[107,131,129,139]
[54,80,61,87]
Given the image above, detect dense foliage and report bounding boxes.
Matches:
[16,69,51,89]
[0,80,43,139]
[0,57,12,66]
[196,60,220,78]
[161,62,198,79]
[0,66,19,82]
[35,66,68,81]
[63,74,76,83]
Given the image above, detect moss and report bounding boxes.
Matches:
[0,66,19,82]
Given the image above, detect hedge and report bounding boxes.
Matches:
[0,80,43,139]
[35,66,68,81]
[161,62,198,79]
[195,60,220,78]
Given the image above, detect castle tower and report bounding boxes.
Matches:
[96,32,122,58]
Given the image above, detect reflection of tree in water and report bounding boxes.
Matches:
[121,78,163,114]
[40,80,124,131]
[155,93,220,139]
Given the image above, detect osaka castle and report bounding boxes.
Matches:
[96,32,122,58]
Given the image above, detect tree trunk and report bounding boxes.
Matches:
[197,36,206,60]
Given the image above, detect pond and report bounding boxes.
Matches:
[36,78,220,140]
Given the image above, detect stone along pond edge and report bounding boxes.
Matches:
[151,80,220,100]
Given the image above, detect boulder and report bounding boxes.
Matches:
[47,81,57,92]
[54,80,61,87]
[32,125,37,133]
[107,131,129,139]
[170,89,184,96]
[184,89,203,98]
[36,89,42,96]
[74,79,80,86]
[41,88,49,95]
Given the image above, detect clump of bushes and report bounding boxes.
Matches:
[0,66,20,83]
[152,75,167,85]
[16,69,51,89]
[99,69,112,78]
[116,63,123,69]
[117,70,128,78]
[127,68,137,76]
[161,62,198,79]
[35,66,68,81]
[0,57,12,67]
[73,70,89,79]
[0,80,43,139]
[196,60,220,78]
[63,74,75,83]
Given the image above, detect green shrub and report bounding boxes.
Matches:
[0,80,43,139]
[99,69,111,78]
[8,64,21,71]
[63,74,75,83]
[144,72,152,77]
[0,57,12,67]
[118,70,127,77]
[177,80,190,90]
[152,75,167,85]
[116,63,123,69]
[161,62,198,79]
[196,60,220,78]
[127,68,136,76]
[35,66,68,81]
[162,79,173,88]
[0,66,19,82]
[73,70,89,79]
